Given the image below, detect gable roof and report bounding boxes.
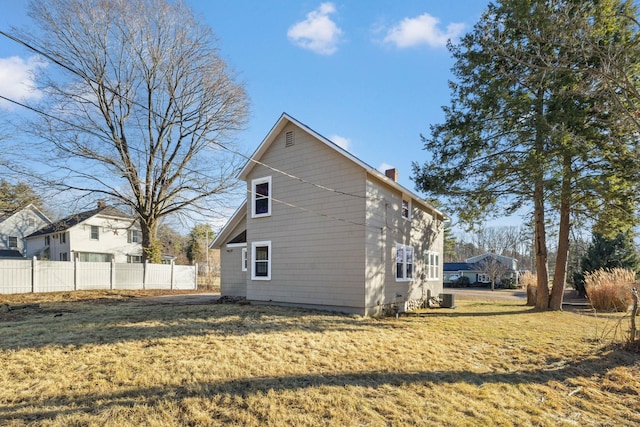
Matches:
[443,262,480,272]
[210,201,247,249]
[238,113,446,220]
[0,203,51,225]
[27,205,133,238]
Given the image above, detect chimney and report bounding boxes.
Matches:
[97,199,106,209]
[385,168,398,182]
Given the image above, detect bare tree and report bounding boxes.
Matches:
[478,254,510,291]
[16,0,248,261]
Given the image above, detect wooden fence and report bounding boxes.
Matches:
[0,258,197,294]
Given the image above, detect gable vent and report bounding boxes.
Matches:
[285,130,295,147]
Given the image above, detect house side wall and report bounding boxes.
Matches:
[365,177,444,316]
[245,123,367,311]
[0,208,51,255]
[68,216,141,263]
[219,217,248,297]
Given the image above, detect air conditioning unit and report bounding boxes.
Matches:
[439,293,455,308]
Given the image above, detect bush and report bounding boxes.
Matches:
[456,276,471,287]
[499,277,517,289]
[584,268,635,312]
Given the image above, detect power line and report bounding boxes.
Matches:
[0,29,381,202]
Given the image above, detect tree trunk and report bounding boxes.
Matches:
[140,215,160,263]
[550,155,572,310]
[534,182,550,309]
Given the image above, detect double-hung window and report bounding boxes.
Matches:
[401,199,410,220]
[8,236,18,248]
[396,244,414,281]
[425,251,440,280]
[90,225,99,240]
[251,241,271,280]
[128,230,142,243]
[252,176,272,218]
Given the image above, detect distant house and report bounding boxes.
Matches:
[444,253,519,286]
[0,203,51,258]
[212,113,447,316]
[26,201,143,263]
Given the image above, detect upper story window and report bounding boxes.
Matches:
[59,233,66,244]
[251,176,272,218]
[128,230,142,243]
[90,225,99,240]
[8,236,18,248]
[401,199,411,220]
[396,244,414,281]
[45,236,50,246]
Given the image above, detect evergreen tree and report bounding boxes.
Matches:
[412,0,640,310]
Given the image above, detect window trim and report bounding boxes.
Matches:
[128,229,142,243]
[395,243,414,282]
[90,225,100,240]
[8,236,18,248]
[424,251,440,280]
[251,241,271,280]
[401,198,411,220]
[251,176,272,218]
[241,247,248,272]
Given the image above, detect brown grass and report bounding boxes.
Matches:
[585,268,635,312]
[0,292,638,426]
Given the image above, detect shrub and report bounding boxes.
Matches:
[584,268,635,312]
[499,277,517,289]
[456,276,471,287]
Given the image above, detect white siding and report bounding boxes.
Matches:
[68,216,141,263]
[0,206,50,255]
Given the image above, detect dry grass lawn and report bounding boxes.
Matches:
[0,291,638,426]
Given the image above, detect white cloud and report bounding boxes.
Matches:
[383,13,465,48]
[329,134,350,151]
[287,2,343,55]
[0,56,46,110]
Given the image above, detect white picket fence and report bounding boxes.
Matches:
[0,258,198,294]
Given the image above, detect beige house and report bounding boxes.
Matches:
[212,113,446,316]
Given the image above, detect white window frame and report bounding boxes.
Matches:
[401,198,411,220]
[251,176,272,218]
[425,251,440,280]
[241,247,248,272]
[128,230,142,243]
[477,273,491,283]
[90,225,99,240]
[251,241,271,280]
[395,243,414,281]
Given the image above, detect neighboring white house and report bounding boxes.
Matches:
[0,203,51,258]
[211,113,447,316]
[26,202,143,263]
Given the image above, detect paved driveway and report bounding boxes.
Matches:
[445,287,526,301]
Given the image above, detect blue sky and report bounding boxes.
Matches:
[0,1,496,229]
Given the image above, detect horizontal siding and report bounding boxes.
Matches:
[365,177,444,310]
[246,123,366,309]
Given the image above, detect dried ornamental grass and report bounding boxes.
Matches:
[584,268,635,312]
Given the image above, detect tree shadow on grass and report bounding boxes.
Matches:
[0,344,637,424]
[0,301,393,350]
